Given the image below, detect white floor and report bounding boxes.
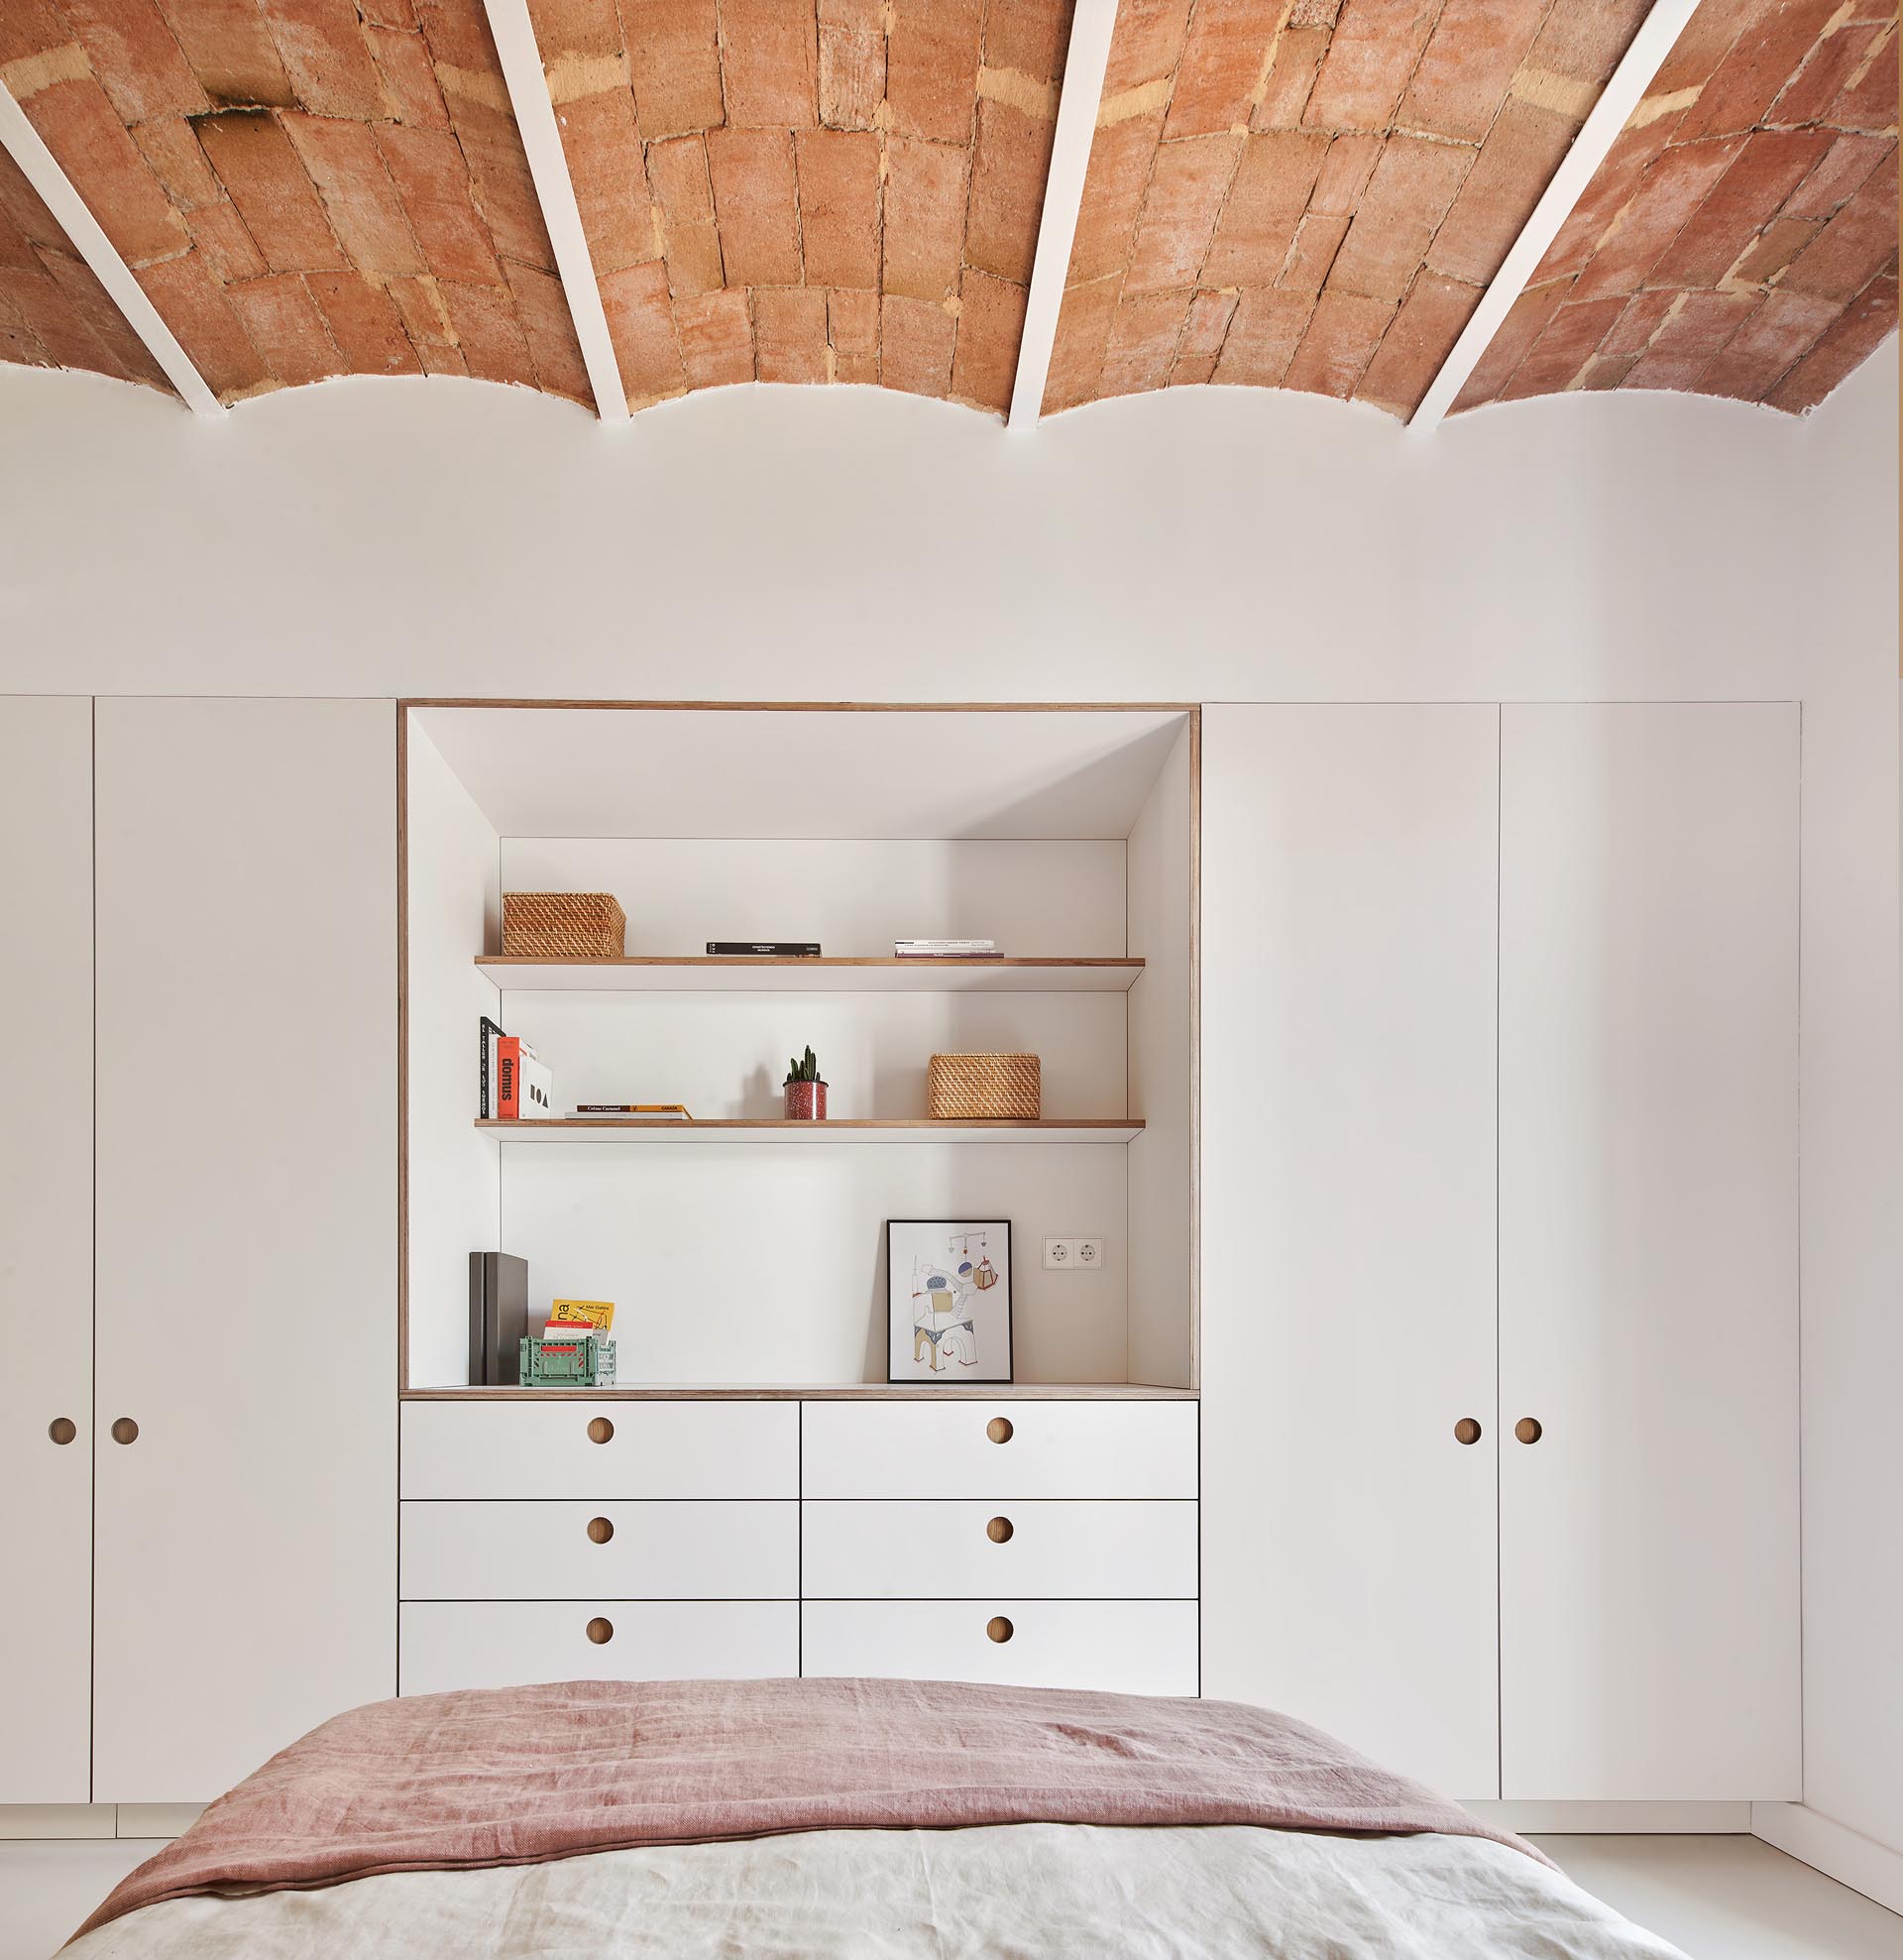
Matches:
[1531,1836,1903,1960]
[0,1831,1897,1958]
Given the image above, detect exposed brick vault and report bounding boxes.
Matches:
[0,1,1894,421]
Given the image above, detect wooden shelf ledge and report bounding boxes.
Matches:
[476,1118,1144,1144]
[476,956,1145,993]
[401,1382,1198,1401]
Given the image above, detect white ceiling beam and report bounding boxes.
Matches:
[1007,0,1118,429]
[0,78,222,414]
[482,0,628,422]
[1410,0,1702,431]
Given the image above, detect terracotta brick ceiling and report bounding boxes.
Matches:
[527,0,1068,408]
[0,0,588,403]
[1457,0,1899,411]
[0,139,171,389]
[0,0,1893,421]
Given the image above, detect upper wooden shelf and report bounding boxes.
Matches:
[402,1382,1197,1402]
[476,956,1145,993]
[477,1118,1144,1144]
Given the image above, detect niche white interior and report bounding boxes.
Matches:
[403,705,1197,1394]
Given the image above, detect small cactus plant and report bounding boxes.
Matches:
[783,1045,827,1119]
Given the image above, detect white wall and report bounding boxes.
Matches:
[1,352,1895,1842]
[1782,351,1902,1860]
[405,723,503,1388]
[1126,721,1193,1389]
[0,361,1874,705]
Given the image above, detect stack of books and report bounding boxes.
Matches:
[894,938,997,959]
[565,1103,692,1121]
[479,1018,553,1119]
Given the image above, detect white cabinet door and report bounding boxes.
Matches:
[802,1401,1197,1500]
[802,1501,1199,1599]
[399,1501,800,1600]
[400,1602,799,1694]
[400,1400,799,1499]
[1200,706,1502,1798]
[0,698,94,1802]
[801,1600,1198,1696]
[92,700,397,1801]
[1499,705,1799,1799]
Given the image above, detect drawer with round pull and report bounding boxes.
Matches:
[800,1600,1197,1697]
[400,1500,799,1601]
[398,1601,799,1696]
[801,1401,1197,1501]
[801,1501,1196,1600]
[399,1401,798,1500]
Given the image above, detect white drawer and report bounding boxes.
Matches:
[399,1601,798,1694]
[401,1501,798,1601]
[802,1401,1197,1500]
[801,1600,1197,1697]
[400,1401,798,1499]
[803,1501,1196,1599]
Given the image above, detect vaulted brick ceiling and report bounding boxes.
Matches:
[0,0,1893,421]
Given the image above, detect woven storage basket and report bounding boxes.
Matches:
[502,892,626,959]
[927,1052,1041,1120]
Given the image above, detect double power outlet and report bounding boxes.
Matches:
[1043,1237,1105,1271]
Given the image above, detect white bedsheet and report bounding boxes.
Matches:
[65,1821,1689,1958]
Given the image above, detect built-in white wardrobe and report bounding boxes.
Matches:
[1200,703,1800,1804]
[1,693,1804,1818]
[0,697,396,1804]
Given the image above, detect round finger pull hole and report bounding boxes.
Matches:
[986,1516,1014,1544]
[587,1416,615,1444]
[985,1616,1014,1644]
[587,1516,614,1545]
[110,1417,139,1445]
[1453,1418,1482,1445]
[586,1617,614,1645]
[48,1417,77,1445]
[986,1417,1013,1444]
[1515,1417,1543,1444]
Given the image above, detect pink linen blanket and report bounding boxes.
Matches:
[74,1676,1550,1940]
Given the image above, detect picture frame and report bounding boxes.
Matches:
[886,1219,1013,1384]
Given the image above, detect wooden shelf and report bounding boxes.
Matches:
[477,1118,1144,1144]
[402,1382,1197,1401]
[476,956,1145,993]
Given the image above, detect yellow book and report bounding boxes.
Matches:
[548,1297,615,1331]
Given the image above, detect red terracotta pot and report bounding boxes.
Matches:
[784,1079,828,1120]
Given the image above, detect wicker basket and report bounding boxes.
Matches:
[927,1052,1041,1120]
[502,892,626,959]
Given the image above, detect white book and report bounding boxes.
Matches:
[517,1055,554,1119]
[894,938,997,957]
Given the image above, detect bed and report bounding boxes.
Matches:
[64,1677,1687,1958]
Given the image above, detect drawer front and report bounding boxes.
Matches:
[802,1401,1197,1500]
[801,1600,1197,1697]
[399,1601,799,1695]
[400,1401,798,1499]
[401,1501,798,1601]
[803,1501,1196,1599]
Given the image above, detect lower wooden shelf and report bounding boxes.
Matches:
[476,1119,1144,1143]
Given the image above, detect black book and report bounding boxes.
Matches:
[705,942,822,957]
[478,1015,504,1118]
[468,1251,529,1385]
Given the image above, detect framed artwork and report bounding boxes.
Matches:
[886,1219,1012,1383]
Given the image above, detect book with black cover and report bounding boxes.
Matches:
[705,942,822,957]
[468,1251,529,1385]
[477,1015,505,1117]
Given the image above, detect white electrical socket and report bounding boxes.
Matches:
[1044,1238,1074,1269]
[1075,1238,1103,1269]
